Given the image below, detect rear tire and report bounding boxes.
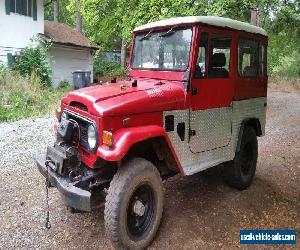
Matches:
[104,158,163,249]
[223,126,258,190]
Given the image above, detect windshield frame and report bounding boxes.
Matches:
[130,26,194,72]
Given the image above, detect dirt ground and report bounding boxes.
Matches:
[0,89,299,249]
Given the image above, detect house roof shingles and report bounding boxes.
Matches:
[44,21,99,49]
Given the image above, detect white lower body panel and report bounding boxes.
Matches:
[164,97,267,175]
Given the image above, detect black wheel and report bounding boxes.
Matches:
[104,158,163,249]
[223,126,258,190]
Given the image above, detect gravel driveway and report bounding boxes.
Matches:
[0,90,299,249]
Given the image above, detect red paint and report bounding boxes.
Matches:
[190,26,268,110]
[59,20,268,172]
[62,79,186,117]
[96,125,184,174]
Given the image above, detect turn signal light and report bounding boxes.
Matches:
[103,131,114,147]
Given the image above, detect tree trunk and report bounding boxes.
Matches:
[53,0,59,22]
[75,0,83,33]
[250,7,261,27]
[120,38,127,67]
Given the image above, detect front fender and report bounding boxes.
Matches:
[96,125,182,170]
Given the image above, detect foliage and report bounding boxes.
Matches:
[44,0,75,26]
[12,36,53,86]
[0,64,8,79]
[81,0,203,49]
[94,55,127,77]
[47,0,300,79]
[264,1,300,78]
[0,68,72,122]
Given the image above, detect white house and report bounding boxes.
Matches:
[44,21,98,87]
[0,0,98,87]
[0,0,44,64]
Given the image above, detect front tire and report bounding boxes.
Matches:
[104,158,164,249]
[223,126,258,190]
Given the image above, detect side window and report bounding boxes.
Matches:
[195,33,231,79]
[208,34,231,78]
[238,38,263,77]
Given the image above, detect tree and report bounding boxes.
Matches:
[53,0,59,22]
[44,0,75,26]
[46,0,300,78]
[75,0,83,33]
[81,0,207,64]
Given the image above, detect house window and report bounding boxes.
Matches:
[8,0,33,17]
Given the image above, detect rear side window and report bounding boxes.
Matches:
[238,38,265,77]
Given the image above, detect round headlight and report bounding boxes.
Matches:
[88,125,97,150]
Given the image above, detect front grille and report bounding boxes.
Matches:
[79,124,89,149]
[65,111,94,150]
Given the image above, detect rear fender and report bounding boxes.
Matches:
[236,118,262,152]
[96,125,183,173]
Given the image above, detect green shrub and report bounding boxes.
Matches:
[270,53,300,79]
[0,64,7,79]
[94,54,127,78]
[0,68,72,122]
[12,36,52,86]
[58,81,71,88]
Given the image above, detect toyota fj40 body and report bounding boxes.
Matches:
[36,16,268,249]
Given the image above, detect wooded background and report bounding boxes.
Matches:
[44,0,300,79]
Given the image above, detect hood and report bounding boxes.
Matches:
[62,79,186,117]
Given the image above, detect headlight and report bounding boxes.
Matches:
[88,124,97,150]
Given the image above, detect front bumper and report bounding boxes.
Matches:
[36,153,91,212]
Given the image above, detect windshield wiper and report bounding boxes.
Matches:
[159,26,177,37]
[139,29,154,41]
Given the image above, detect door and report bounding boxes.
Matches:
[189,28,235,153]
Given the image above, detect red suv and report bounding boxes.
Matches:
[36,16,268,249]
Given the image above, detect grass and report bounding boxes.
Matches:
[0,70,73,122]
[269,75,300,92]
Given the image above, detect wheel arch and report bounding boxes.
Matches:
[236,118,262,152]
[96,125,183,176]
[123,136,182,177]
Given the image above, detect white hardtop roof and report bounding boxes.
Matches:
[134,16,267,36]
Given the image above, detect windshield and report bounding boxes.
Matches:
[131,28,193,71]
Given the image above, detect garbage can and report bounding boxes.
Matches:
[73,71,91,89]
